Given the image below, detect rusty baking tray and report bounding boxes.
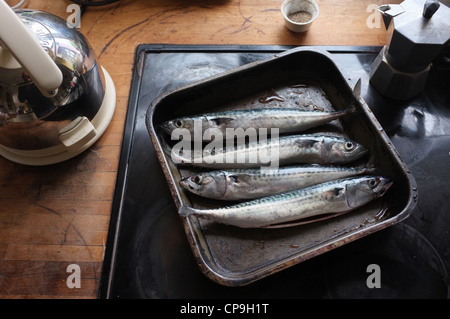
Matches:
[145,46,417,286]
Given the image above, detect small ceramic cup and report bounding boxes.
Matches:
[281,0,319,32]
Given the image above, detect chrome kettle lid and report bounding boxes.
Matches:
[0,4,116,165]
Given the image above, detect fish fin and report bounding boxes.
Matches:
[362,163,377,174]
[324,187,344,197]
[353,78,362,99]
[295,139,320,148]
[178,205,193,217]
[210,117,234,126]
[344,78,363,115]
[333,187,344,196]
[229,174,252,183]
[262,212,348,228]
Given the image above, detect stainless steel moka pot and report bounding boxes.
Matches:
[0,1,116,165]
[369,0,450,100]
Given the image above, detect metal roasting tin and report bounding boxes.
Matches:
[145,46,418,286]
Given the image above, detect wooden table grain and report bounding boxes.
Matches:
[0,0,400,298]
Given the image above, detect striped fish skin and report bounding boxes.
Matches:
[178,176,393,228]
[180,165,375,201]
[171,133,368,169]
[161,108,354,139]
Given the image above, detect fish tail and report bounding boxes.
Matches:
[358,163,377,174]
[178,205,193,217]
[344,107,358,115]
[365,164,377,174]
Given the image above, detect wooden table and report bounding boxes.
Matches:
[0,0,400,298]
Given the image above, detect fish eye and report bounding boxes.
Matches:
[344,141,354,151]
[368,178,378,188]
[175,120,183,128]
[193,175,203,184]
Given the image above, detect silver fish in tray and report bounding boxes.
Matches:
[180,165,375,201]
[161,108,354,140]
[170,133,368,169]
[179,176,393,228]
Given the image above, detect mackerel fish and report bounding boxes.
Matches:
[180,165,375,201]
[170,133,368,169]
[179,176,393,228]
[161,108,354,140]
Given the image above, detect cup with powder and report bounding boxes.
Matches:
[281,0,319,32]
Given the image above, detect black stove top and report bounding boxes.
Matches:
[99,45,449,299]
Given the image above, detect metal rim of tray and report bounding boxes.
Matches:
[145,46,418,287]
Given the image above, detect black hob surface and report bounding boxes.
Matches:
[99,45,449,299]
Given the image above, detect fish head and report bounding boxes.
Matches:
[326,138,368,163]
[161,116,216,137]
[160,117,194,135]
[345,176,393,208]
[179,172,227,198]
